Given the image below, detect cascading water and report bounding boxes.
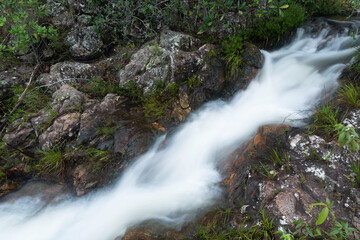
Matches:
[0,19,359,240]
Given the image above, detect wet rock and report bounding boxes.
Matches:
[39,112,81,150]
[224,124,290,203]
[1,180,70,203]
[46,0,75,27]
[66,26,103,60]
[222,42,264,97]
[72,165,98,196]
[37,61,105,92]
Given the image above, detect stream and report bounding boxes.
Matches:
[0,19,359,240]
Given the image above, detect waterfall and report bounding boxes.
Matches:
[0,19,359,240]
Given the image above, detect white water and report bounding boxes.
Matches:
[0,20,359,240]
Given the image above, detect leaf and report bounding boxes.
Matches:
[329,229,340,236]
[310,203,327,209]
[338,132,346,145]
[280,4,289,9]
[316,207,329,226]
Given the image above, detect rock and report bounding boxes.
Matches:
[66,26,103,60]
[37,61,105,92]
[46,0,75,27]
[0,66,32,101]
[212,12,247,40]
[77,93,153,159]
[39,112,81,150]
[1,180,70,203]
[77,14,92,26]
[77,94,123,144]
[72,165,98,196]
[224,124,290,203]
[222,42,264,97]
[67,0,89,14]
[159,29,200,52]
[118,43,172,94]
[51,84,89,114]
[3,123,35,150]
[119,30,225,107]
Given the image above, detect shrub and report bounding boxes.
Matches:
[295,0,347,16]
[0,0,58,57]
[248,3,306,44]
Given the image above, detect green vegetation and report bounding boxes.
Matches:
[247,3,306,44]
[310,105,340,138]
[350,160,360,187]
[257,161,278,180]
[0,0,57,58]
[1,85,52,127]
[86,148,111,174]
[296,0,348,16]
[195,209,275,240]
[335,123,360,151]
[221,33,246,78]
[338,83,360,108]
[36,148,64,176]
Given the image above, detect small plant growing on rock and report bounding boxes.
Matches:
[335,123,360,152]
[310,104,339,138]
[350,160,360,187]
[36,148,64,176]
[338,83,360,108]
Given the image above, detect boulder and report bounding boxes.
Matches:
[39,112,81,150]
[51,84,89,114]
[46,0,75,28]
[66,26,103,60]
[118,30,226,108]
[72,165,98,196]
[37,61,105,92]
[3,122,35,150]
[222,42,264,97]
[0,66,32,101]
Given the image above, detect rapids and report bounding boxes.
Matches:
[0,19,359,240]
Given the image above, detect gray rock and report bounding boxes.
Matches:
[0,66,32,101]
[51,84,88,114]
[72,165,98,196]
[46,0,75,27]
[39,112,81,150]
[3,123,34,149]
[37,61,104,92]
[66,26,103,60]
[119,30,224,100]
[159,29,200,52]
